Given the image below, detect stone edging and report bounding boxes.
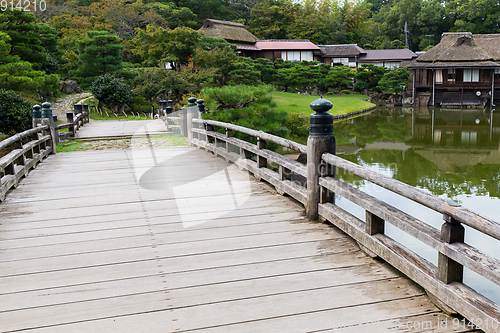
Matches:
[332,106,376,121]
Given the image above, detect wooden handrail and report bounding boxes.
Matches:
[0,125,53,201]
[189,116,500,332]
[322,153,500,241]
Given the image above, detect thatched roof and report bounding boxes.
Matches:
[414,32,500,66]
[318,44,365,57]
[199,19,257,44]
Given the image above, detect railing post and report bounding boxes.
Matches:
[366,211,385,235]
[179,107,188,137]
[83,104,89,124]
[67,112,75,137]
[32,104,42,128]
[306,97,335,220]
[438,214,465,284]
[41,102,57,154]
[187,97,198,146]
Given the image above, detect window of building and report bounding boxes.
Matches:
[448,68,455,82]
[384,61,400,70]
[464,69,479,82]
[435,69,443,84]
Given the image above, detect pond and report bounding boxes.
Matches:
[333,106,500,305]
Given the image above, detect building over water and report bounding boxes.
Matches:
[410,32,500,107]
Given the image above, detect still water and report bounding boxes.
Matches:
[333,106,500,305]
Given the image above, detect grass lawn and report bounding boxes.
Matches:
[272,91,374,115]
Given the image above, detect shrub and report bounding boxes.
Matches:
[202,85,288,144]
[91,73,134,113]
[288,113,310,139]
[341,89,351,94]
[0,90,32,135]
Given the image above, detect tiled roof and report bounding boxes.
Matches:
[318,44,365,57]
[358,49,417,61]
[255,40,321,51]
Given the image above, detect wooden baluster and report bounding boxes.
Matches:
[365,211,385,235]
[438,214,464,284]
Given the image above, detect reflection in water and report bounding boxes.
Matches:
[333,106,500,305]
[335,107,500,200]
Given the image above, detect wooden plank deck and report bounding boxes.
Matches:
[75,119,170,139]
[0,145,471,332]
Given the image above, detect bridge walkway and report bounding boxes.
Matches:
[0,121,470,332]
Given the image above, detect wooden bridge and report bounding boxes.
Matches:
[0,102,499,332]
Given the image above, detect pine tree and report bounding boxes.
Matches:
[74,31,124,87]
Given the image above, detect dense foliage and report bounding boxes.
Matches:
[0,90,32,135]
[91,73,134,113]
[202,85,289,140]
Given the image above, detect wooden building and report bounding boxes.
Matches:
[251,40,320,61]
[198,19,259,57]
[410,32,500,107]
[316,45,416,69]
[315,44,364,67]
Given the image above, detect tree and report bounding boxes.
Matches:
[0,32,59,98]
[325,66,354,92]
[247,0,298,40]
[127,26,201,71]
[194,37,239,85]
[227,60,261,86]
[0,90,32,135]
[353,64,387,92]
[0,9,62,70]
[202,85,288,141]
[377,67,411,93]
[91,73,134,113]
[74,31,124,87]
[163,26,202,71]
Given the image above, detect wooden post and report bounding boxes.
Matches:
[306,97,335,220]
[40,102,56,154]
[179,107,188,137]
[187,97,198,146]
[366,211,385,235]
[226,129,233,154]
[32,104,42,128]
[67,112,75,137]
[438,214,465,284]
[257,137,267,168]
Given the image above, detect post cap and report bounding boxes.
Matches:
[188,97,197,107]
[309,97,333,136]
[197,99,204,104]
[310,97,333,113]
[42,102,51,108]
[33,104,41,110]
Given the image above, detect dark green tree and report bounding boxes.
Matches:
[91,73,134,113]
[353,64,387,92]
[227,60,261,86]
[74,31,124,87]
[377,66,411,93]
[0,90,32,135]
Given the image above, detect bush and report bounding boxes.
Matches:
[202,85,288,144]
[129,96,157,113]
[288,113,310,139]
[91,73,134,113]
[0,90,32,135]
[341,89,351,94]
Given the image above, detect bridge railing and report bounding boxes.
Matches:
[0,125,53,201]
[55,103,90,141]
[188,99,500,333]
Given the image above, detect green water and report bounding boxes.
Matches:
[333,106,500,305]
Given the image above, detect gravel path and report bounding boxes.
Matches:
[50,92,93,122]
